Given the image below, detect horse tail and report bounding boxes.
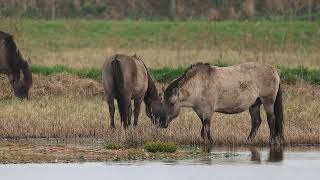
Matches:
[111,55,128,127]
[274,84,284,140]
[21,60,32,90]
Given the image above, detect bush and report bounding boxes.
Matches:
[80,4,108,17]
[104,142,123,150]
[144,141,177,153]
[22,7,40,18]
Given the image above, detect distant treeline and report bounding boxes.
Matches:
[0,0,319,20]
[30,64,320,85]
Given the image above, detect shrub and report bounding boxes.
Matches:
[105,142,122,150]
[144,141,177,153]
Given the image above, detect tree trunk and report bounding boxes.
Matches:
[170,0,177,20]
[51,0,55,20]
[308,0,313,20]
[242,0,256,17]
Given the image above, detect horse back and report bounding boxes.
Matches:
[214,62,279,92]
[102,54,148,99]
[210,62,280,113]
[0,32,21,74]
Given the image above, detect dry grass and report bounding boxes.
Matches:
[28,47,320,69]
[0,74,104,99]
[0,74,319,146]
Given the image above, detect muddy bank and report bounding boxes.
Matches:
[0,139,198,164]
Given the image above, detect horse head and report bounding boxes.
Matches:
[13,59,32,99]
[145,85,166,125]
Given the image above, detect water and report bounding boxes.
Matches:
[1,147,320,180]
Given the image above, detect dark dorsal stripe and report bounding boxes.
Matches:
[164,62,211,100]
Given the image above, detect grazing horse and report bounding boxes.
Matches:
[159,62,284,145]
[102,54,163,128]
[0,31,32,98]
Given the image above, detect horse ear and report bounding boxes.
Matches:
[133,53,137,58]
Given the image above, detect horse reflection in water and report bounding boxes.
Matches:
[198,146,284,165]
[250,145,284,163]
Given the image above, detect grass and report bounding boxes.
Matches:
[29,64,320,85]
[1,18,319,50]
[1,18,320,70]
[144,141,177,153]
[105,142,123,150]
[0,74,320,146]
[0,18,320,147]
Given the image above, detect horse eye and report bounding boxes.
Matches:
[170,102,174,106]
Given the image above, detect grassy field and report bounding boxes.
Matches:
[0,18,319,69]
[0,74,320,146]
[29,64,320,85]
[0,18,320,147]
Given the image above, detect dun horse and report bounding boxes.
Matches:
[159,62,283,145]
[102,54,163,128]
[0,31,32,98]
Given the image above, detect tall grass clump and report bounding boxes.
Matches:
[144,141,177,153]
[105,142,123,150]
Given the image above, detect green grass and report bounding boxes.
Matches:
[1,18,319,50]
[279,66,320,85]
[30,64,320,85]
[104,142,123,150]
[144,141,177,153]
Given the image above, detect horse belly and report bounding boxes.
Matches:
[214,91,258,114]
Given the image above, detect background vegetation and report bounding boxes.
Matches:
[0,18,319,70]
[1,0,319,20]
[29,64,320,85]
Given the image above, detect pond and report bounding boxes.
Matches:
[1,146,320,180]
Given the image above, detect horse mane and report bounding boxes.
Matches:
[1,31,32,89]
[0,31,23,69]
[164,62,211,100]
[132,54,158,103]
[0,31,13,40]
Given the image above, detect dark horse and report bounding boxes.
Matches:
[102,54,163,128]
[0,31,32,98]
[159,62,283,145]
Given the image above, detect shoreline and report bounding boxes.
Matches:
[0,139,320,164]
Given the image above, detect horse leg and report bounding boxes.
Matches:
[192,106,213,147]
[203,118,213,145]
[193,110,205,140]
[117,97,130,129]
[106,95,115,128]
[263,102,277,145]
[201,125,205,140]
[248,98,262,140]
[133,97,143,127]
[127,102,132,126]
